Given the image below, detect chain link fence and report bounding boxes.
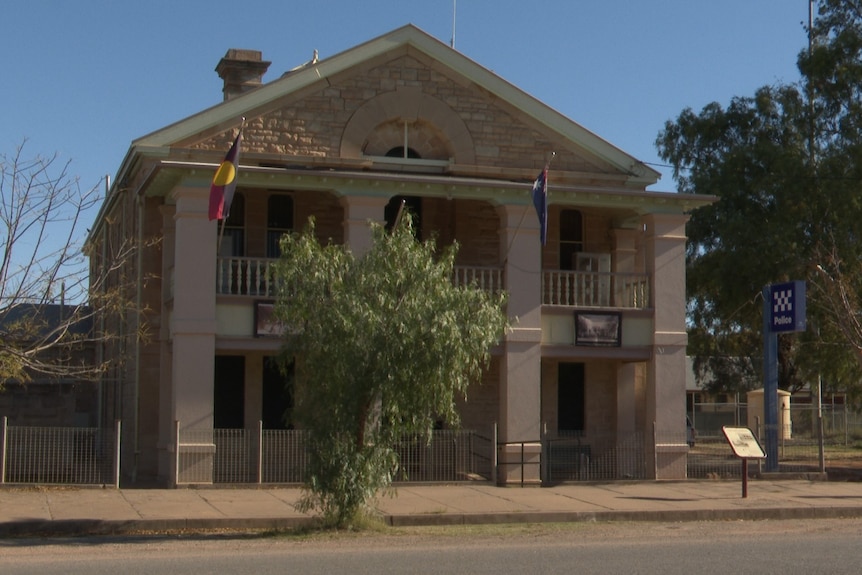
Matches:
[687,403,862,478]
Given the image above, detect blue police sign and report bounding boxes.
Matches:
[769,281,806,333]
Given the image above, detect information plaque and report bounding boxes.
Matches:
[722,426,766,498]
[722,427,766,459]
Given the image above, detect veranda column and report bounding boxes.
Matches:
[340,195,389,257]
[496,203,543,484]
[613,228,644,477]
[616,362,640,477]
[169,184,218,484]
[643,213,690,479]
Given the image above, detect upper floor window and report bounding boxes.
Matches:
[559,209,584,270]
[267,194,294,258]
[385,146,422,159]
[220,193,245,257]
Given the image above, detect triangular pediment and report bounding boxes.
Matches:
[128,24,659,188]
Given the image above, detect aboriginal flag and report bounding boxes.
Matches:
[208,129,242,221]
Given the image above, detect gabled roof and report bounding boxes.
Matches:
[123,24,659,186]
[0,304,93,340]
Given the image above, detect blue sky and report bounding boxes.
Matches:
[3,0,809,204]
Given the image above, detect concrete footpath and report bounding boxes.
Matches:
[1,478,862,537]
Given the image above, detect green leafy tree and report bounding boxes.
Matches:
[656,0,862,401]
[273,215,509,527]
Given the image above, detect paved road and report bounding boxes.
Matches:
[2,517,861,574]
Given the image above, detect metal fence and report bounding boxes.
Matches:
[175,424,495,485]
[543,432,647,482]
[7,412,860,487]
[689,402,862,443]
[0,417,120,486]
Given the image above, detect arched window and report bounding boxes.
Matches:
[267,194,294,257]
[385,146,422,159]
[559,209,584,270]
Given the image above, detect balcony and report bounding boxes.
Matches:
[215,257,648,310]
[217,257,278,297]
[543,270,649,309]
[216,259,506,299]
[452,265,504,293]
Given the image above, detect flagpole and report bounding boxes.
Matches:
[502,152,555,266]
[215,117,246,254]
[392,198,407,231]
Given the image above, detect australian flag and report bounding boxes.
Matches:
[531,167,548,245]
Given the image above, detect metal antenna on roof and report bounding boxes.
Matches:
[451,0,456,48]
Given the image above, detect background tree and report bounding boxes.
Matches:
[273,215,509,527]
[0,141,135,388]
[656,0,862,402]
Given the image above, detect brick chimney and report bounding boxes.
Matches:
[215,49,271,101]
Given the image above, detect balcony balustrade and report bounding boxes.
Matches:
[543,270,650,309]
[216,257,278,297]
[215,257,648,309]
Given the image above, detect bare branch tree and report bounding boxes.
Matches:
[0,141,147,388]
[811,245,862,369]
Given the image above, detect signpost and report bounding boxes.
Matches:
[762,281,806,472]
[722,426,766,498]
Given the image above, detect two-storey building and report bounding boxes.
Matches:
[87,25,713,486]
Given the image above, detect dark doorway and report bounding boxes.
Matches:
[214,355,245,429]
[262,356,294,429]
[558,362,585,433]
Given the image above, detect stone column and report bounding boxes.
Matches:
[643,213,690,479]
[496,204,543,484]
[169,184,218,484]
[616,362,639,477]
[340,195,389,257]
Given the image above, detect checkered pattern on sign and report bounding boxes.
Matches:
[773,289,793,313]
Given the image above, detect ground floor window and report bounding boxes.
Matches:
[262,356,294,429]
[558,362,585,433]
[214,355,245,429]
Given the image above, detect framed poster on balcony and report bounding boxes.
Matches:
[255,301,285,337]
[575,312,621,347]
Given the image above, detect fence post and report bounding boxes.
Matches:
[452,436,457,482]
[491,422,497,485]
[468,431,474,476]
[541,424,547,485]
[652,421,657,479]
[0,416,6,484]
[816,377,825,473]
[754,416,762,474]
[257,420,263,484]
[174,420,181,488]
[520,442,525,487]
[113,420,122,489]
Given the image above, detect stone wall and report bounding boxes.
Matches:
[194,53,607,176]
